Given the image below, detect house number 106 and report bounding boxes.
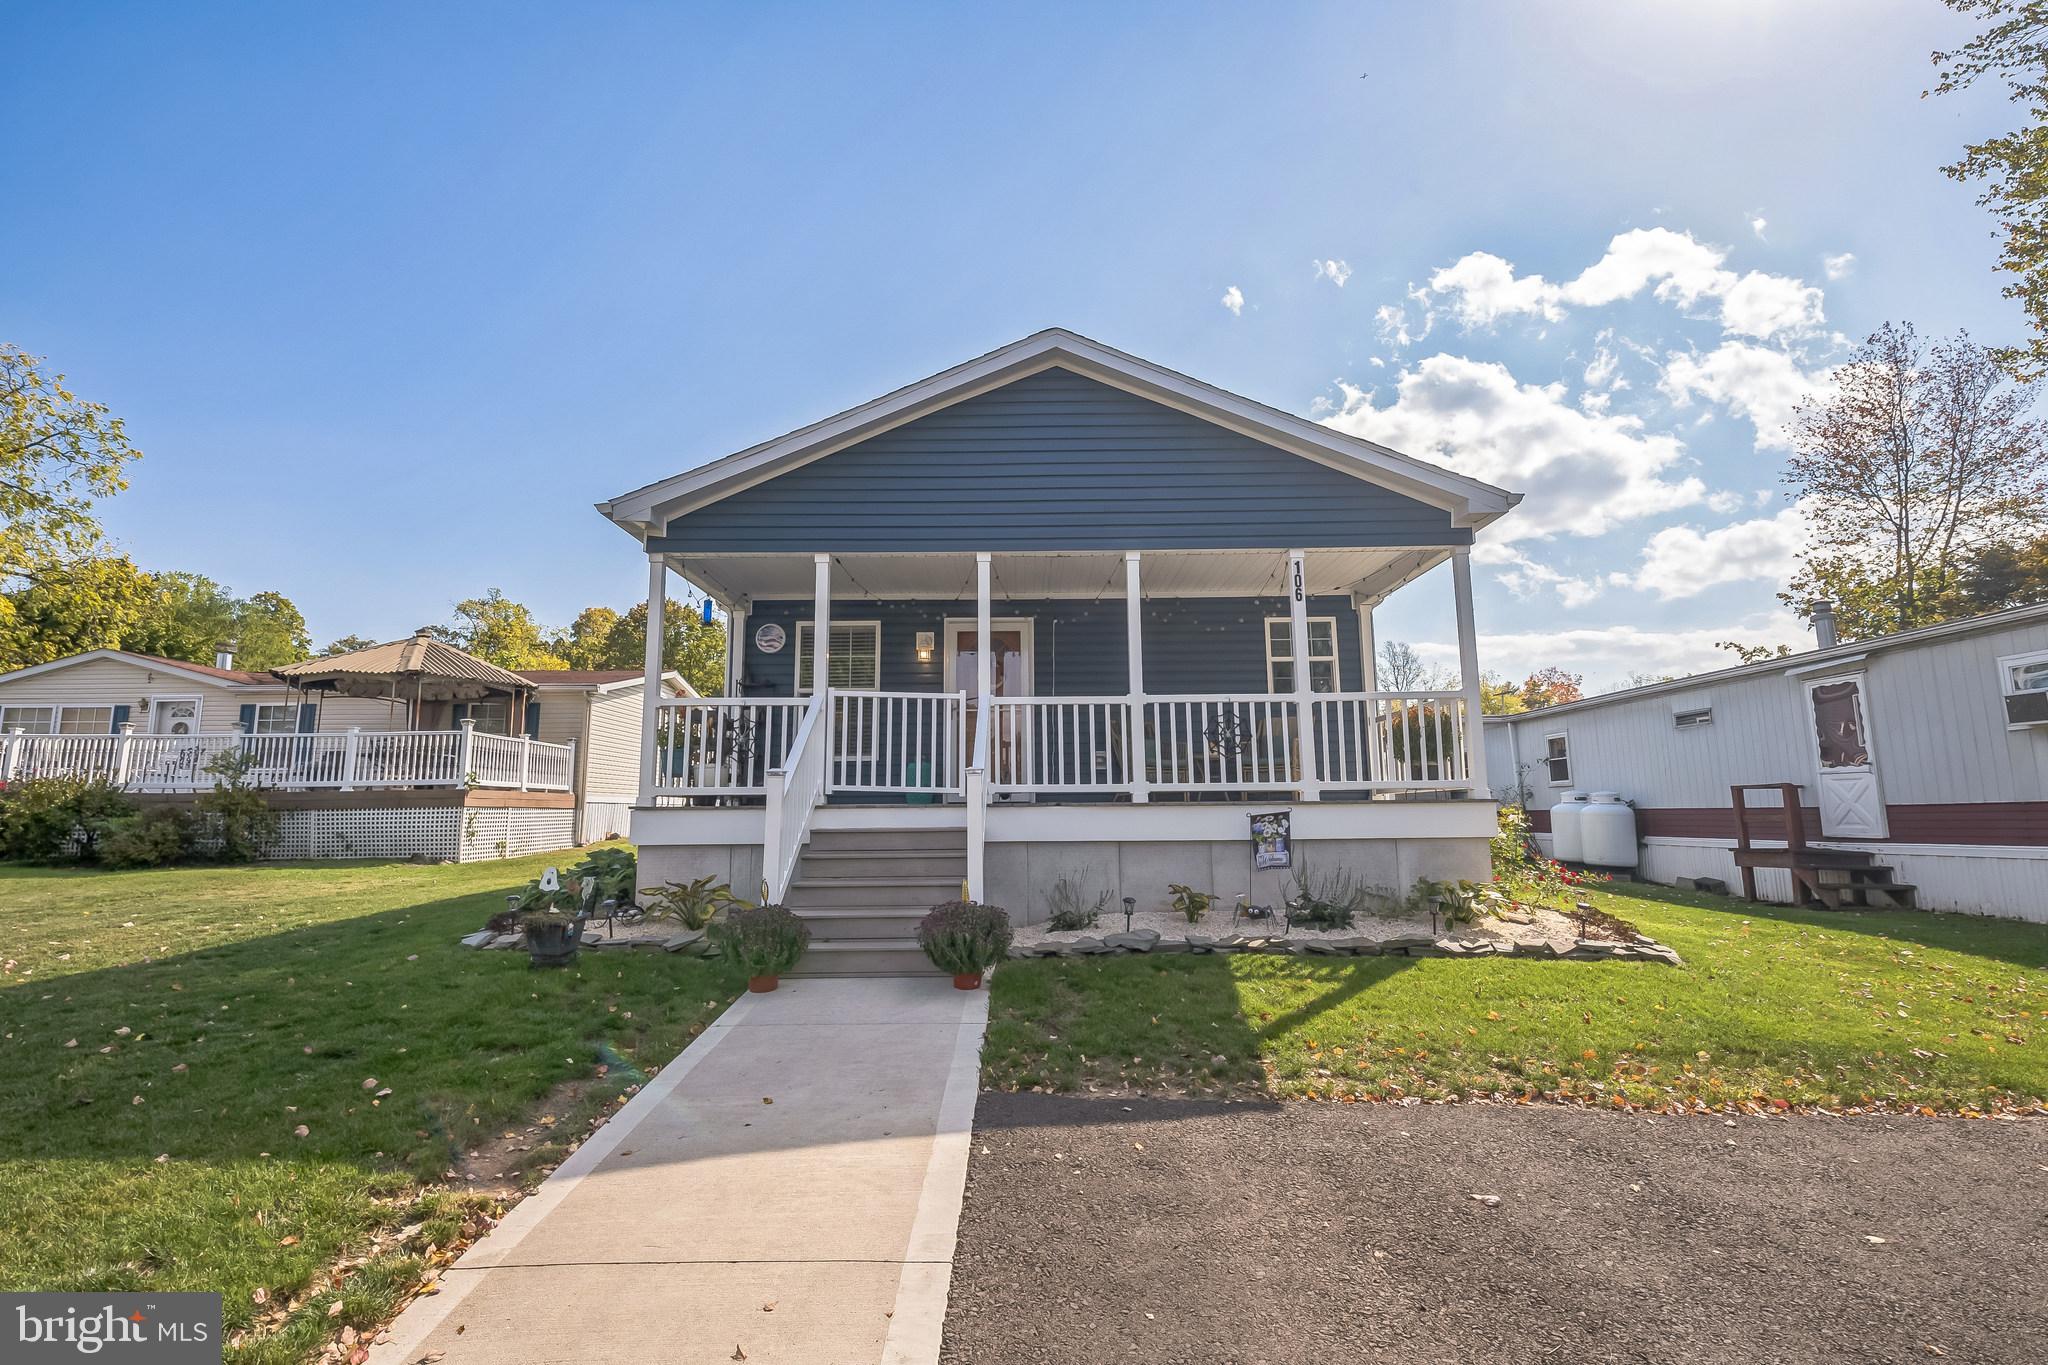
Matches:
[1292,562,1304,602]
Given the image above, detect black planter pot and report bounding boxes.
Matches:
[524,919,581,968]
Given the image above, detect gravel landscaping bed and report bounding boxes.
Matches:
[942,1094,2048,1364]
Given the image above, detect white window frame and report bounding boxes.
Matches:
[1998,648,2048,696]
[1264,616,1340,694]
[0,705,55,735]
[249,703,301,735]
[466,701,512,736]
[1543,731,1571,786]
[795,620,882,695]
[57,705,116,735]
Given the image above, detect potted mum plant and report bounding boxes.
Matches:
[916,900,1013,990]
[711,903,810,992]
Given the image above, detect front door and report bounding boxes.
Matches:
[945,619,1032,796]
[149,697,200,736]
[1805,674,1887,838]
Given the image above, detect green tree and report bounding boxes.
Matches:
[124,573,312,670]
[0,555,160,670]
[320,633,381,656]
[1478,674,1527,715]
[603,599,725,696]
[1954,531,2048,611]
[1782,322,2048,638]
[550,606,624,670]
[1933,3,2048,377]
[1,344,142,592]
[1715,640,1795,664]
[445,589,569,670]
[232,591,312,670]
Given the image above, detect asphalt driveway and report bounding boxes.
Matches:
[941,1096,2048,1364]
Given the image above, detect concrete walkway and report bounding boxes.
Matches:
[371,976,988,1365]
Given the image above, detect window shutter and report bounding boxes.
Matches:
[297,703,318,733]
[452,702,469,729]
[525,702,542,739]
[110,705,130,733]
[237,704,257,733]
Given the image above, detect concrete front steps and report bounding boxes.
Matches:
[784,824,968,977]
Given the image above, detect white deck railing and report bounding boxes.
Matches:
[0,726,575,793]
[762,691,829,902]
[650,688,1473,805]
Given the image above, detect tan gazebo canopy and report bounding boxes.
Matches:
[273,630,534,729]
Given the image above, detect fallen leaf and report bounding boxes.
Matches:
[251,1288,267,1305]
[731,1348,747,1361]
[294,1125,310,1138]
[327,1302,344,1319]
[279,1235,299,1246]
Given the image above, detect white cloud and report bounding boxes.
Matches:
[1823,251,1856,280]
[1492,549,1605,607]
[1320,354,1706,543]
[1375,300,1429,348]
[1410,610,1808,690]
[1749,214,1768,240]
[1583,338,1626,391]
[1616,504,1809,600]
[1312,258,1353,287]
[1220,285,1245,317]
[1659,341,1829,450]
[1426,227,1825,339]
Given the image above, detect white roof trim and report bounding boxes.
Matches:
[0,649,271,691]
[599,328,1521,537]
[526,670,693,697]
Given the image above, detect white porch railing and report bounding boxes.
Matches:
[829,690,966,796]
[0,727,576,793]
[1312,692,1474,788]
[761,691,829,902]
[652,697,809,796]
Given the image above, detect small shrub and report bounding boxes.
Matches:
[641,876,748,930]
[1165,884,1216,923]
[99,807,196,869]
[1045,877,1108,931]
[711,904,810,978]
[195,749,277,863]
[917,900,1013,975]
[1410,877,1509,926]
[1283,859,1373,929]
[0,776,133,863]
[568,846,637,906]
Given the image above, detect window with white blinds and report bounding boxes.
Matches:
[796,621,882,693]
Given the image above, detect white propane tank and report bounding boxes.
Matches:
[1549,791,1589,863]
[1581,791,1637,869]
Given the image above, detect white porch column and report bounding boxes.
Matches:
[637,554,666,804]
[974,553,993,702]
[1124,551,1149,802]
[725,600,748,697]
[1451,546,1490,794]
[1288,549,1321,801]
[1355,596,1379,694]
[813,554,833,694]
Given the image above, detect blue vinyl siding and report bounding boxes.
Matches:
[654,368,1467,553]
[736,597,1362,699]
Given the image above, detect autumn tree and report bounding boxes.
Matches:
[1518,666,1584,709]
[443,590,569,670]
[0,345,142,594]
[1954,531,2048,611]
[1478,674,1527,715]
[1716,640,1795,664]
[1782,322,2048,638]
[1932,3,2048,377]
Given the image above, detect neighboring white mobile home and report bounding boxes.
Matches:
[1482,602,2048,923]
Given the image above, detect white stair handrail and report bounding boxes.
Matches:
[965,691,991,903]
[762,688,830,904]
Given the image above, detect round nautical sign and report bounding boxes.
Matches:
[753,622,787,654]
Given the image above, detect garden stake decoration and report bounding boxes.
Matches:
[1575,899,1594,937]
[1122,896,1136,932]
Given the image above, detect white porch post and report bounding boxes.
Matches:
[726,599,749,698]
[113,722,136,788]
[1288,549,1321,800]
[637,553,667,804]
[457,717,477,784]
[974,554,992,702]
[1451,546,1490,794]
[966,552,993,900]
[1355,596,1379,693]
[1124,551,1149,802]
[341,726,360,791]
[813,554,833,692]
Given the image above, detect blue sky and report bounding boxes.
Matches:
[2,1,2022,686]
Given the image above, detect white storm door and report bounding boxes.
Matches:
[1805,674,1887,838]
[150,696,201,736]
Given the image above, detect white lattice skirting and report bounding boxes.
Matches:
[262,807,579,862]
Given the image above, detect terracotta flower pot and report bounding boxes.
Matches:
[748,974,780,993]
[952,971,983,991]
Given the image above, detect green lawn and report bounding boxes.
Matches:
[985,883,2048,1115]
[0,855,743,1364]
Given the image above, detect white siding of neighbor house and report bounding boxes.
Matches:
[1490,616,2048,815]
[583,685,651,800]
[0,658,425,733]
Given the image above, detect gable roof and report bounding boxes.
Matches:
[599,328,1521,538]
[0,649,278,690]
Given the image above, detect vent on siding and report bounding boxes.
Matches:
[1673,706,1713,729]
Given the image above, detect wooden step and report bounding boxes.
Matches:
[794,907,930,940]
[799,848,968,879]
[807,827,967,854]
[784,874,963,911]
